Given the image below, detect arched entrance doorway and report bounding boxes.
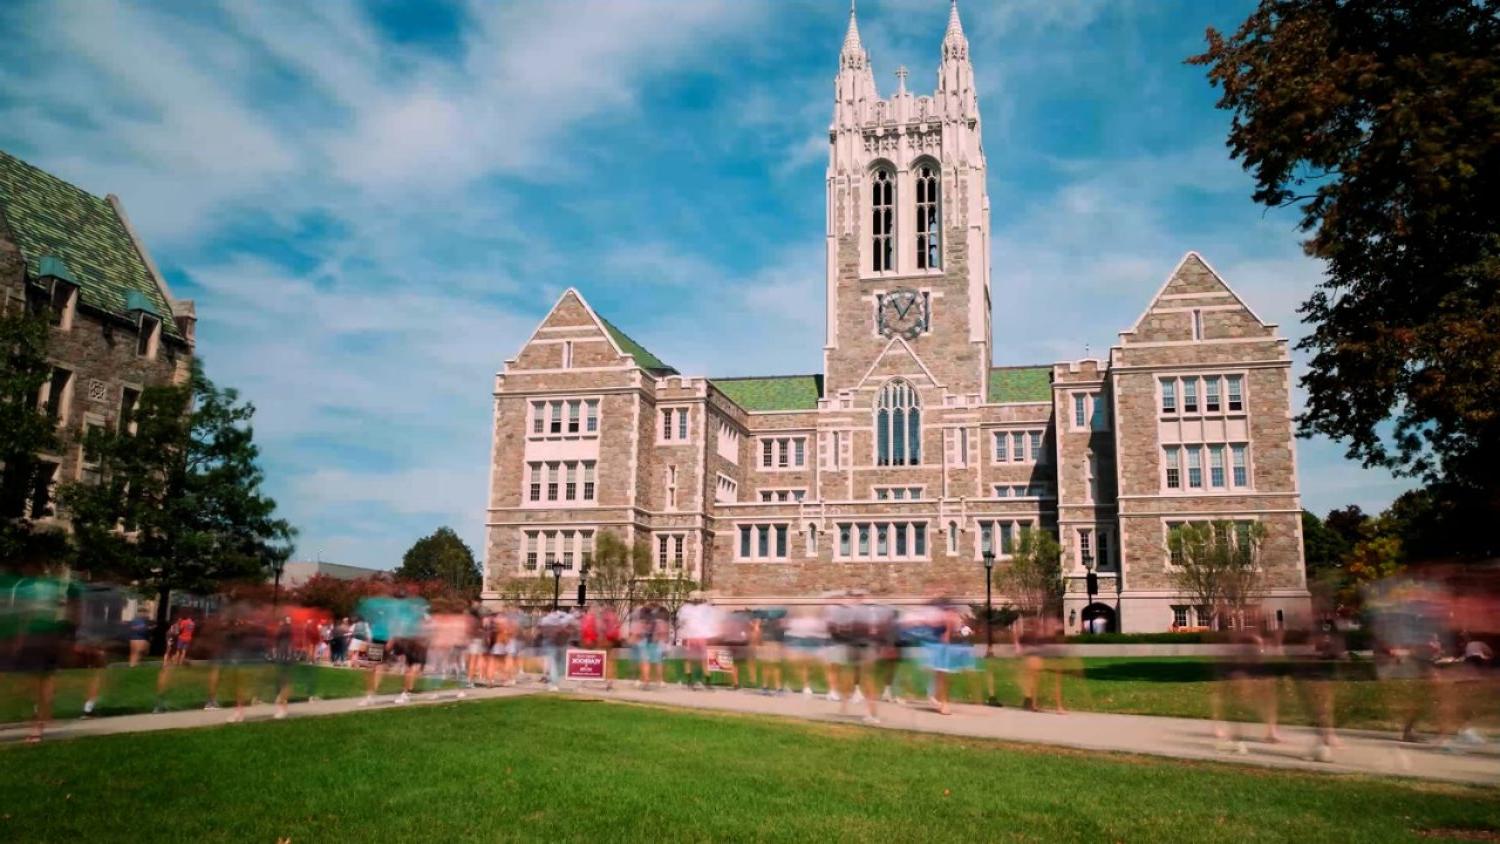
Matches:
[1081,602,1117,634]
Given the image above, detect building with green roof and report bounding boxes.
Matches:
[482,2,1308,635]
[1,148,196,522]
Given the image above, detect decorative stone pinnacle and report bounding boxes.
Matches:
[895,65,908,94]
[945,0,965,42]
[842,0,863,54]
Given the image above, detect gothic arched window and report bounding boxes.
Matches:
[871,167,895,272]
[915,162,940,269]
[876,379,921,466]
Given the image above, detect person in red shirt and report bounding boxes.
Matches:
[173,616,196,666]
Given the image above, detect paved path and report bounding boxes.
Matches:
[582,682,1499,786]
[0,684,535,743]
[5,678,1496,786]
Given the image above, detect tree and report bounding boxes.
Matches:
[1000,529,1063,620]
[395,526,480,597]
[587,532,652,612]
[1169,521,1267,630]
[1191,2,1500,532]
[61,361,294,647]
[294,572,391,619]
[1301,509,1350,574]
[494,572,554,608]
[0,305,68,567]
[640,567,698,640]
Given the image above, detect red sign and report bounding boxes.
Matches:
[565,649,607,680]
[708,647,736,673]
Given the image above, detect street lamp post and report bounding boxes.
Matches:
[1081,550,1097,634]
[549,561,564,611]
[982,550,996,658]
[577,565,589,608]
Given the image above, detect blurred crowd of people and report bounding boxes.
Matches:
[3,567,1496,759]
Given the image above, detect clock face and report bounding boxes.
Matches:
[878,288,927,339]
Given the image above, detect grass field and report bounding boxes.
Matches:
[4,656,1495,734]
[1,695,1497,842]
[613,655,1499,733]
[0,663,450,723]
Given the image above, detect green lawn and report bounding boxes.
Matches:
[614,655,1500,733]
[0,663,451,723]
[1,695,1496,842]
[6,656,1494,734]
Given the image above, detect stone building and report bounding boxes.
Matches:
[0,149,196,525]
[482,3,1310,632]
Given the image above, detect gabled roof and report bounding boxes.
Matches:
[1122,251,1275,338]
[0,149,180,336]
[712,375,823,412]
[596,314,675,375]
[988,365,1052,403]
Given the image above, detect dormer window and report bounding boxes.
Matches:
[48,281,78,330]
[137,314,160,359]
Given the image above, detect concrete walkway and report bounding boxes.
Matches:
[5,678,1496,786]
[0,684,535,743]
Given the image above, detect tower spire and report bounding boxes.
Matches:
[842,1,863,56]
[943,0,968,59]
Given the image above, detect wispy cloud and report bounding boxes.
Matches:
[0,0,1411,566]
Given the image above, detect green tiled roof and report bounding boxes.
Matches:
[988,365,1052,403]
[0,149,179,336]
[597,315,674,374]
[712,375,823,412]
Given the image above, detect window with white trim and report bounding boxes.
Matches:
[530,398,599,439]
[657,533,687,571]
[715,474,738,503]
[871,166,895,273]
[1162,443,1251,492]
[41,366,73,425]
[992,429,1046,464]
[1164,520,1257,567]
[758,489,806,503]
[975,518,1033,558]
[835,521,927,561]
[805,523,817,555]
[1160,374,1246,419]
[666,465,677,510]
[1191,309,1204,340]
[758,437,808,470]
[522,529,592,572]
[947,521,959,554]
[528,461,596,504]
[994,484,1052,499]
[561,340,574,369]
[1070,392,1108,431]
[1078,528,1093,568]
[873,486,923,500]
[137,315,160,359]
[1086,455,1098,502]
[875,380,921,466]
[119,387,140,435]
[737,523,790,561]
[915,162,941,270]
[660,407,691,442]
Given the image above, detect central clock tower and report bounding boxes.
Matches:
[822,1,991,403]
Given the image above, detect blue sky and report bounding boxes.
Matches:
[0,0,1414,567]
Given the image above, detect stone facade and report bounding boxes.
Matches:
[481,4,1310,632]
[0,150,195,524]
